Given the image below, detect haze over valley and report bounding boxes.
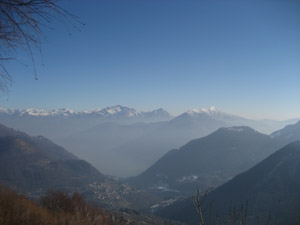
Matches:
[1,105,298,177]
[0,114,300,224]
[0,0,299,224]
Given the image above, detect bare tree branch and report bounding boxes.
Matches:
[0,0,82,94]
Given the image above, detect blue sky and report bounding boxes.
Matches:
[2,0,300,120]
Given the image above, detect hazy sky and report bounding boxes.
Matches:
[2,0,300,120]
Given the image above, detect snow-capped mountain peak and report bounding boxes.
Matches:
[89,105,142,117]
[186,106,219,116]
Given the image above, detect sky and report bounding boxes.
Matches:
[1,0,300,120]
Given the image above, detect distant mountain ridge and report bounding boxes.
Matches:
[183,106,242,120]
[0,105,172,141]
[173,106,299,134]
[271,120,300,142]
[0,105,172,120]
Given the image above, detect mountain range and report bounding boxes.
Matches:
[0,105,172,140]
[0,105,171,120]
[0,105,298,177]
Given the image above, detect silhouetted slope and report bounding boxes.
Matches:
[158,141,300,225]
[129,126,274,194]
[0,124,104,193]
[0,123,77,160]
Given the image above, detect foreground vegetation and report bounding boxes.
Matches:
[0,185,122,225]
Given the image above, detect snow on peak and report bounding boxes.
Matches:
[209,106,217,111]
[0,107,8,113]
[186,106,219,116]
[12,108,78,117]
[96,105,142,117]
